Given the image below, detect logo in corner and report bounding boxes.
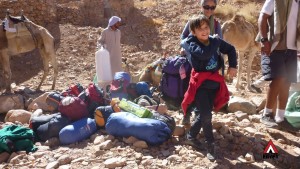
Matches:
[263,139,279,159]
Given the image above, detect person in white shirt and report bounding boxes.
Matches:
[258,0,300,129]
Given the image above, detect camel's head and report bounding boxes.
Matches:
[232,15,246,24]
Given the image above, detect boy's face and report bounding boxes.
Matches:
[192,22,210,41]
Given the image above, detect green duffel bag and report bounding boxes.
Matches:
[285,91,300,128]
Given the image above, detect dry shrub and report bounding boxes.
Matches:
[214,3,237,20]
[237,3,260,25]
[134,0,157,9]
[232,0,249,3]
[152,18,164,26]
[143,18,165,27]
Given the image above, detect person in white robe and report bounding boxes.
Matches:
[98,16,123,78]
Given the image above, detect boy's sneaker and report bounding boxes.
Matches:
[207,143,216,161]
[184,137,205,151]
[181,114,191,125]
[260,113,278,128]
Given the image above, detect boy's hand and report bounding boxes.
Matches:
[180,48,186,56]
[227,68,237,79]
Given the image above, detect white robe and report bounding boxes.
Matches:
[98,27,123,78]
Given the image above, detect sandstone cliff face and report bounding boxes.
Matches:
[56,0,104,27]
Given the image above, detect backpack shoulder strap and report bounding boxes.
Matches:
[214,19,218,34]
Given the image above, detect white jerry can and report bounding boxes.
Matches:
[95,47,113,83]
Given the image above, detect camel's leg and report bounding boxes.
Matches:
[1,49,12,92]
[50,52,58,90]
[39,28,58,90]
[37,48,50,90]
[246,49,256,91]
[235,51,244,90]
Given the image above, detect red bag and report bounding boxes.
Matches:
[85,83,105,105]
[58,97,89,121]
[61,83,84,97]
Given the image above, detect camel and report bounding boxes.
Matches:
[123,58,164,88]
[221,15,260,91]
[0,12,58,92]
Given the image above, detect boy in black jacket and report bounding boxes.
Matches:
[181,15,237,161]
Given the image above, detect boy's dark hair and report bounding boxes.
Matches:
[189,14,210,33]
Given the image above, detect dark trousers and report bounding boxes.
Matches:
[186,82,219,144]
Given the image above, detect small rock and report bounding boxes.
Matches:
[254,132,265,141]
[104,157,126,168]
[93,135,105,145]
[7,152,18,163]
[293,147,300,156]
[161,159,168,166]
[171,137,180,144]
[57,155,72,165]
[245,152,255,162]
[249,114,262,123]
[123,136,138,144]
[277,138,286,144]
[219,125,230,135]
[238,119,252,127]
[212,120,223,129]
[46,161,59,169]
[167,155,180,162]
[99,140,113,150]
[58,165,71,169]
[31,109,43,118]
[194,151,205,158]
[161,150,170,157]
[263,161,276,168]
[133,141,148,149]
[235,111,248,121]
[71,157,87,163]
[45,137,60,147]
[32,152,45,159]
[173,125,185,136]
[244,127,256,135]
[135,152,143,160]
[0,152,10,163]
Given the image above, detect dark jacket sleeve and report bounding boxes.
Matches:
[181,21,190,40]
[219,39,237,68]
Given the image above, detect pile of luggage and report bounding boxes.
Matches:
[27,71,175,146]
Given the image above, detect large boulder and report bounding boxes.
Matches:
[5,109,32,124]
[0,94,24,114]
[227,96,256,115]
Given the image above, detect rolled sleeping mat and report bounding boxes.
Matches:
[59,118,97,145]
[29,113,60,132]
[36,113,71,142]
[94,106,115,127]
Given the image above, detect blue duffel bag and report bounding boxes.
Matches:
[59,118,97,145]
[105,112,172,145]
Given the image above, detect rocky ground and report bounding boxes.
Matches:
[0,0,300,168]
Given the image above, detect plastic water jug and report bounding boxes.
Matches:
[95,47,113,83]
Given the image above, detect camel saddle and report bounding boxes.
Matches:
[7,14,27,24]
[0,12,37,51]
